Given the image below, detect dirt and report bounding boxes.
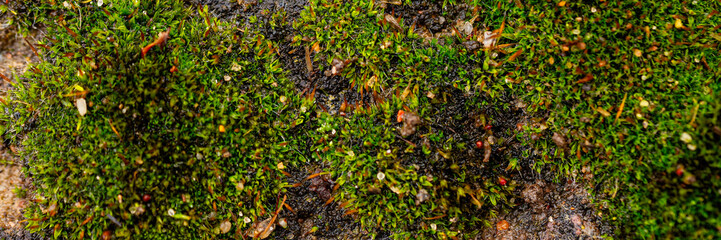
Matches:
[0,4,43,237]
[477,179,613,240]
[272,166,385,240]
[0,155,27,230]
[188,0,307,23]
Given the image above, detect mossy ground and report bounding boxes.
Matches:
[0,0,719,239]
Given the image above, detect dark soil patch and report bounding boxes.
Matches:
[273,166,387,240]
[477,179,614,240]
[0,228,48,240]
[187,0,307,23]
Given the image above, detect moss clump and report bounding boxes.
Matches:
[2,0,307,238]
[292,0,526,238]
[294,0,721,238]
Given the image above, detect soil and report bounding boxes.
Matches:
[477,179,613,240]
[0,5,43,237]
[271,166,385,240]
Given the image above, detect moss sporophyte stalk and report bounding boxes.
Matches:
[0,0,719,239]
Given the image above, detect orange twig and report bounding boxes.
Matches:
[283,203,296,214]
[108,119,121,138]
[576,74,594,84]
[0,72,12,83]
[24,37,40,60]
[614,93,627,124]
[343,209,358,216]
[423,214,447,220]
[80,215,93,226]
[507,48,523,62]
[304,172,330,181]
[323,196,335,206]
[141,28,170,58]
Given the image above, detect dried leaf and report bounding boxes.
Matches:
[552,132,567,148]
[385,14,403,31]
[674,18,684,29]
[596,107,611,117]
[400,84,411,100]
[312,42,321,52]
[251,218,275,239]
[480,31,498,48]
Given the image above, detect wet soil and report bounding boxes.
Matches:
[272,166,387,240]
[188,0,307,23]
[477,179,613,240]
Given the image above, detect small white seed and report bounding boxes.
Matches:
[77,98,87,116]
[377,172,386,181]
[167,208,175,216]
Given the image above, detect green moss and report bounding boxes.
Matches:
[3,0,307,238]
[293,0,522,238]
[294,0,721,238]
[493,1,721,238]
[2,0,720,239]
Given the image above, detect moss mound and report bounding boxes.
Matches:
[3,0,306,238]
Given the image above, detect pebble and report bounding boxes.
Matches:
[279,218,288,228]
[167,208,176,216]
[680,132,692,143]
[415,189,430,205]
[220,220,231,234]
[552,132,567,148]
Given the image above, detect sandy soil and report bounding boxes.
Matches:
[0,21,40,235]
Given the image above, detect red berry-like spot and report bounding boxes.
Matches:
[475,141,483,149]
[498,177,507,186]
[484,125,493,130]
[397,110,405,123]
[675,166,684,177]
[143,194,151,202]
[101,230,112,240]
